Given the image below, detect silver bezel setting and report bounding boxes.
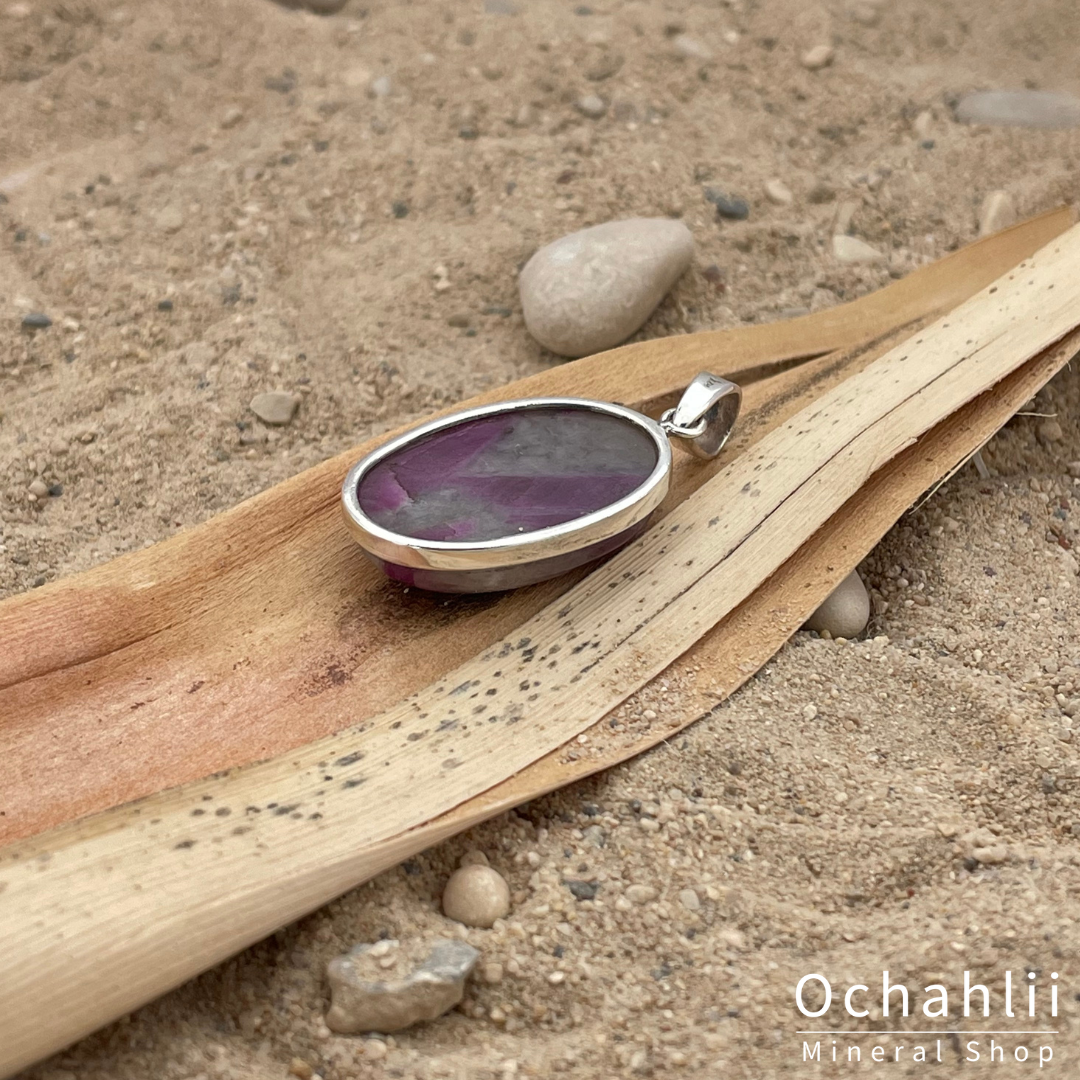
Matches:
[341,397,672,572]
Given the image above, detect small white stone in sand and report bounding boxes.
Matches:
[800,44,834,70]
[221,106,244,129]
[575,94,607,119]
[370,75,392,98]
[763,178,793,205]
[803,569,870,638]
[831,234,885,264]
[442,864,511,927]
[978,190,1016,237]
[27,479,49,499]
[519,218,694,357]
[672,35,712,61]
[250,391,300,425]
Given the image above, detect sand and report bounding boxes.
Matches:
[3,0,1080,1076]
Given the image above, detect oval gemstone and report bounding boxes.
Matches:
[357,404,659,543]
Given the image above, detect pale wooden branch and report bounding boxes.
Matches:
[0,216,1078,1077]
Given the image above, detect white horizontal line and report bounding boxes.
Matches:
[797,1032,1058,1036]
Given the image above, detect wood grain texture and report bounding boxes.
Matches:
[1,215,1078,1078]
[0,209,1070,850]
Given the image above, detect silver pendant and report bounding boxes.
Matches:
[341,372,741,593]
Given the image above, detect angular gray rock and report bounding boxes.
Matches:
[955,90,1080,130]
[325,939,480,1034]
[519,218,694,358]
[803,569,870,639]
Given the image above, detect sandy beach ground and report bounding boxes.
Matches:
[3,0,1080,1076]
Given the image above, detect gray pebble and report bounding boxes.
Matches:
[955,90,1080,130]
[519,217,694,357]
[325,939,479,1034]
[21,312,52,330]
[565,879,599,900]
[249,391,300,426]
[803,569,870,639]
[704,187,749,220]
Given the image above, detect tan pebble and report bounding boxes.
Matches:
[289,1059,313,1080]
[363,1039,388,1060]
[442,864,511,927]
[972,845,1009,866]
[625,884,658,904]
[1038,419,1063,444]
[801,44,834,70]
[677,888,701,911]
[803,570,870,639]
[221,105,244,129]
[764,178,793,205]
[482,961,504,984]
[250,391,300,426]
[460,849,490,867]
[27,479,50,499]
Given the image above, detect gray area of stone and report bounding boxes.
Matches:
[519,217,694,357]
[955,90,1080,130]
[802,569,871,639]
[325,939,480,1034]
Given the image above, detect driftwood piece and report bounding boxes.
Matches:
[0,215,1078,1077]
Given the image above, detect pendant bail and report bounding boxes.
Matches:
[660,371,742,459]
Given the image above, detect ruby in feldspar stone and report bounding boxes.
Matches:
[358,406,659,543]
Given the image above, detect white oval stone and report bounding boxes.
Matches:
[801,44,834,70]
[955,90,1080,130]
[803,569,870,639]
[519,218,694,357]
[442,864,511,927]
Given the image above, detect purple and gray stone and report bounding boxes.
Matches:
[356,405,660,592]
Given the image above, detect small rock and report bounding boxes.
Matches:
[972,844,1009,866]
[519,217,694,357]
[848,1,880,26]
[677,888,701,911]
[28,479,50,500]
[325,939,480,1034]
[955,90,1080,130]
[21,312,52,330]
[575,94,607,119]
[704,187,749,220]
[221,106,244,129]
[807,181,835,204]
[584,52,624,81]
[565,879,599,901]
[672,35,713,61]
[763,178,793,205]
[978,190,1016,237]
[155,205,185,233]
[1067,461,1080,479]
[912,110,934,140]
[250,391,300,426]
[625,884,658,905]
[370,75,392,98]
[803,570,870,638]
[289,1059,314,1080]
[801,44,834,71]
[447,312,472,329]
[831,234,885,264]
[1038,418,1064,444]
[459,849,489,867]
[442,864,511,927]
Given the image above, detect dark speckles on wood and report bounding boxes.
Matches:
[334,751,365,767]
